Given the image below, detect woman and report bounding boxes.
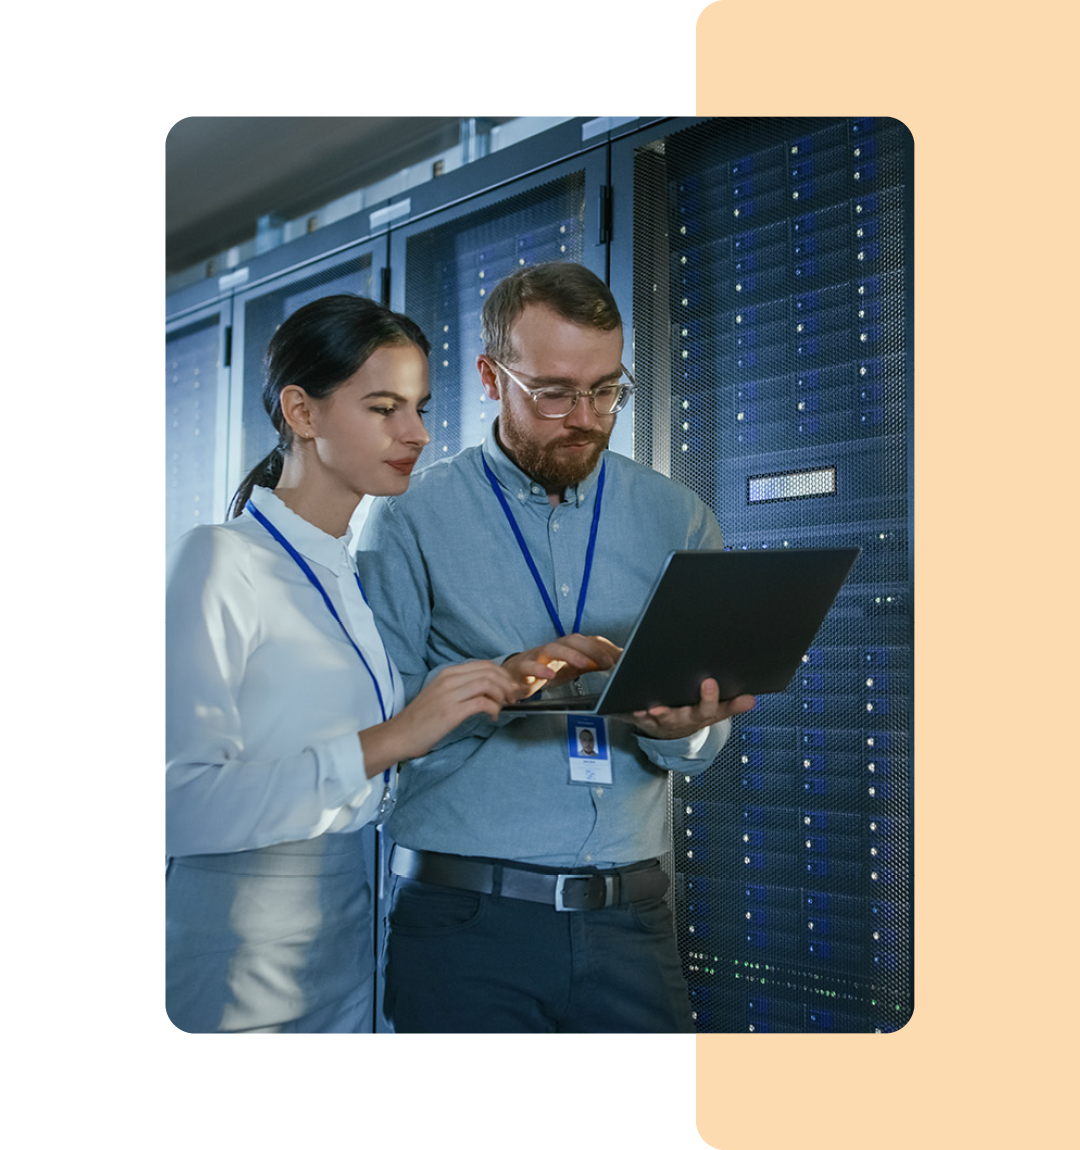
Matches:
[166,294,548,1032]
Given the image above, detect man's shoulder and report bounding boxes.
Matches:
[366,444,483,521]
[603,451,706,508]
[413,443,483,488]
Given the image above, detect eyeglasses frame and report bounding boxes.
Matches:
[488,357,636,420]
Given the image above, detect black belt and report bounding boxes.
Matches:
[389,846,668,912]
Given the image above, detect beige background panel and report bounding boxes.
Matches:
[696,1,1075,1147]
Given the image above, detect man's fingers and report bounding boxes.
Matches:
[624,685,757,739]
[541,635,621,671]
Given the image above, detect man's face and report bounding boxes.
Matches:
[481,303,624,493]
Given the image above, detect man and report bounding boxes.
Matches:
[358,261,755,1032]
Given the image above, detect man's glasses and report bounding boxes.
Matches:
[491,358,635,419]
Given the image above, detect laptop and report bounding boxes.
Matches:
[504,547,861,715]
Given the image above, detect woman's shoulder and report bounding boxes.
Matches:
[169,517,251,558]
[166,518,270,588]
[166,521,274,652]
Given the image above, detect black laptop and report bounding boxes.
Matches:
[504,547,861,715]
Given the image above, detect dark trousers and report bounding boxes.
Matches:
[383,868,696,1033]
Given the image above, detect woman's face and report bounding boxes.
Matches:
[307,341,431,500]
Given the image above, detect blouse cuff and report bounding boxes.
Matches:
[323,730,379,819]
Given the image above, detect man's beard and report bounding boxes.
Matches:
[497,405,612,492]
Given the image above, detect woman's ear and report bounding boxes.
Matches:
[477,355,501,402]
[279,385,316,440]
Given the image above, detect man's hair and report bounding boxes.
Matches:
[480,261,622,364]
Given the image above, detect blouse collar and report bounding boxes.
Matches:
[246,486,354,573]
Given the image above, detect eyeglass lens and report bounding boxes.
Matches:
[534,384,629,417]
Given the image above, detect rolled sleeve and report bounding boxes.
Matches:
[636,717,731,775]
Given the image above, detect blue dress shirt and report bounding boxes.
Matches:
[357,423,731,868]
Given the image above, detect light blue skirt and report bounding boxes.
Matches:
[166,832,374,1033]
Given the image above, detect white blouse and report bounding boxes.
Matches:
[166,486,404,858]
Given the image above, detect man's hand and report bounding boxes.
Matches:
[503,634,622,699]
[616,678,756,740]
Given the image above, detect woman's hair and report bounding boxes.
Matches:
[228,294,431,517]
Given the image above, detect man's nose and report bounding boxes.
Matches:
[564,393,598,430]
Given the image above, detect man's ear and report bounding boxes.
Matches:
[477,355,501,402]
[279,385,317,440]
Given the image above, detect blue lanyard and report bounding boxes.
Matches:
[481,452,606,638]
[246,500,396,724]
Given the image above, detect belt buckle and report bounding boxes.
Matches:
[554,874,585,912]
[554,874,586,910]
[553,873,614,911]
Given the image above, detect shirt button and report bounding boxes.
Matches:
[585,854,593,863]
[552,521,560,531]
[596,787,604,797]
[561,584,570,596]
[517,491,526,502]
[531,485,541,495]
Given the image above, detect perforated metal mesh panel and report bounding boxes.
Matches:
[166,313,222,551]
[402,172,587,462]
[633,118,912,1033]
[238,255,375,478]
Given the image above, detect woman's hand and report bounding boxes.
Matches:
[359,660,529,775]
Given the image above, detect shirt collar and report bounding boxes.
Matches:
[481,419,603,507]
[246,486,354,572]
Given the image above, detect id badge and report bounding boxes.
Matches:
[373,768,397,826]
[567,715,613,785]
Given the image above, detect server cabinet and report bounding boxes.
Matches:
[612,117,913,1032]
[165,301,233,553]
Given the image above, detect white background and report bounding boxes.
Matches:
[6,4,715,1149]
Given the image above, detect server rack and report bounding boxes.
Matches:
[165,115,913,1033]
[612,116,913,1032]
[165,300,232,555]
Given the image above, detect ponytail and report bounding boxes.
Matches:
[228,443,285,519]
